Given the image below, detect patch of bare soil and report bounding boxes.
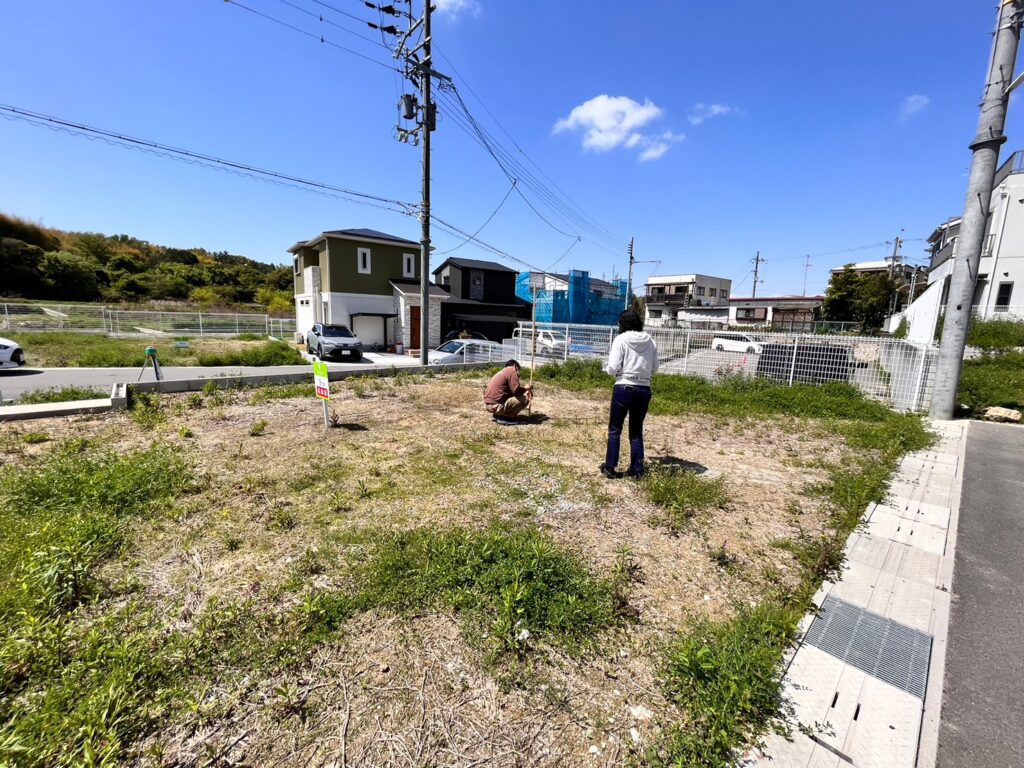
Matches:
[0,374,843,766]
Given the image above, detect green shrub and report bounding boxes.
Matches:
[127,389,165,429]
[959,351,1024,413]
[18,386,105,404]
[20,432,49,444]
[968,318,1024,350]
[249,420,268,437]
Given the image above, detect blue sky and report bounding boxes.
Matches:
[0,1,1016,296]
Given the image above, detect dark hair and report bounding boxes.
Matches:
[618,309,644,334]
[505,359,520,370]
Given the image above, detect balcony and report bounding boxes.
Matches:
[993,150,1024,187]
[646,293,692,305]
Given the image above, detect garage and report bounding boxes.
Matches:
[351,312,395,349]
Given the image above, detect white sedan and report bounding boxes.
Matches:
[429,339,502,365]
[711,332,763,355]
[0,336,26,369]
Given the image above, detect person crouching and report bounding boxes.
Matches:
[484,359,533,421]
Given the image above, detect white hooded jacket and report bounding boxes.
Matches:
[604,330,658,387]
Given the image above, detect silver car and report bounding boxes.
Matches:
[306,324,363,361]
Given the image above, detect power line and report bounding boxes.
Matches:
[434,87,627,255]
[435,46,626,247]
[437,179,518,254]
[544,236,582,272]
[274,0,390,50]
[223,0,400,72]
[0,104,416,214]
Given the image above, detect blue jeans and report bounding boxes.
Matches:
[605,384,652,475]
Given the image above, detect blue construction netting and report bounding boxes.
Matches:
[516,270,629,326]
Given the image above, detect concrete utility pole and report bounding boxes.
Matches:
[752,250,764,298]
[625,237,635,310]
[418,0,433,365]
[932,0,1023,419]
[802,254,812,296]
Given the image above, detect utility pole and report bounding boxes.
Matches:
[887,234,904,316]
[394,1,448,365]
[932,0,1022,419]
[802,254,812,296]
[625,237,635,310]
[751,251,764,298]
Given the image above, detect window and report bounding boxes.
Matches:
[649,309,662,318]
[696,286,706,296]
[721,290,728,300]
[995,281,1014,311]
[674,286,685,294]
[357,247,371,274]
[293,256,301,275]
[709,288,717,298]
[403,253,415,278]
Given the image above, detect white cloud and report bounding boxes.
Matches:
[687,103,734,125]
[553,95,682,161]
[900,94,930,121]
[638,131,686,162]
[434,0,479,18]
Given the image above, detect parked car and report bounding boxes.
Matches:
[0,336,26,370]
[512,328,568,355]
[429,339,502,365]
[444,329,490,342]
[306,324,363,361]
[712,332,762,355]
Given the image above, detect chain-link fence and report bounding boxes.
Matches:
[501,321,938,412]
[0,303,295,338]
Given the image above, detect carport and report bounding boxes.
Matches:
[349,311,397,349]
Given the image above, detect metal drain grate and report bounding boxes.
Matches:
[804,595,932,699]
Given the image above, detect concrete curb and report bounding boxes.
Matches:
[0,363,494,421]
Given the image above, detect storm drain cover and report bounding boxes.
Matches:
[804,595,932,699]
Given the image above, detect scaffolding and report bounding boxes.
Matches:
[515,270,628,326]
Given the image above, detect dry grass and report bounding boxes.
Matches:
[0,373,843,767]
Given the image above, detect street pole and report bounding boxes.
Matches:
[931,0,1022,419]
[752,250,763,298]
[625,237,635,310]
[802,254,811,296]
[418,0,433,366]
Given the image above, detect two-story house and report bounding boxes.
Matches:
[432,257,531,341]
[514,269,628,326]
[289,228,447,351]
[644,274,732,327]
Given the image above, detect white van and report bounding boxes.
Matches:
[711,332,762,354]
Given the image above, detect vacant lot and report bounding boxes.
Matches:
[0,366,931,767]
[16,332,302,367]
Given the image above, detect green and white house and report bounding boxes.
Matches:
[289,228,446,351]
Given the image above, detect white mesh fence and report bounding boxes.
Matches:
[0,303,295,338]
[506,322,939,412]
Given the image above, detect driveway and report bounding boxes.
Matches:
[0,352,421,401]
[658,348,761,377]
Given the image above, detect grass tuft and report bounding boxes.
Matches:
[18,386,104,404]
[642,467,729,530]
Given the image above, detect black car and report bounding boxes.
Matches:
[306,323,363,361]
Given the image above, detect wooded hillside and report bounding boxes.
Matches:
[0,213,293,314]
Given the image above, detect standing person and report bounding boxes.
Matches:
[484,359,533,422]
[601,310,658,478]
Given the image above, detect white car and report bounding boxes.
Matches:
[429,339,502,365]
[0,336,26,369]
[712,333,762,354]
[513,328,568,355]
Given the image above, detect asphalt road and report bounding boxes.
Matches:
[0,352,422,401]
[938,421,1024,767]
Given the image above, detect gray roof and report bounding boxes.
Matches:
[547,272,617,290]
[324,228,420,246]
[433,257,516,274]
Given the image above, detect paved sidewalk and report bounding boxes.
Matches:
[937,422,1024,767]
[752,420,968,768]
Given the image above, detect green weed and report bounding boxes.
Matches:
[18,386,104,405]
[196,340,303,367]
[642,467,730,530]
[249,419,268,437]
[249,382,315,404]
[127,389,165,429]
[20,432,49,445]
[959,351,1024,413]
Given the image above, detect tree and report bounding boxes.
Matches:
[41,251,101,301]
[0,238,46,297]
[822,265,899,330]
